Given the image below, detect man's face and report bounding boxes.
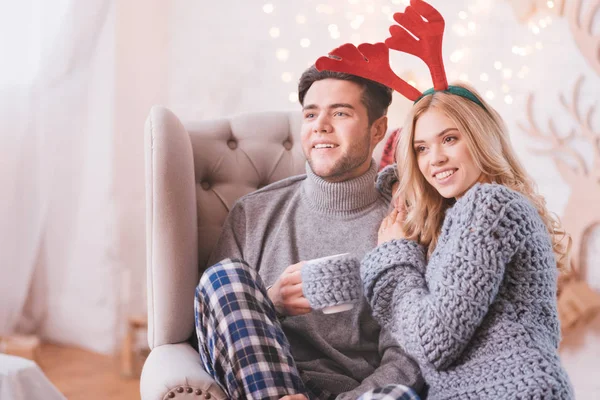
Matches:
[301,79,380,182]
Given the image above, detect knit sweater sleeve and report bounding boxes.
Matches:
[361,239,427,329]
[362,184,534,370]
[375,164,398,201]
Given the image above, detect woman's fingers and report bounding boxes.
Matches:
[379,215,390,232]
[390,209,399,223]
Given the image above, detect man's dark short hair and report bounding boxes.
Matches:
[298,65,393,125]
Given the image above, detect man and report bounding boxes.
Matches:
[194,66,423,400]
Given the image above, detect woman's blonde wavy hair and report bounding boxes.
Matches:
[395,81,571,273]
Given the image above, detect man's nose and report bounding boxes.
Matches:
[313,115,332,134]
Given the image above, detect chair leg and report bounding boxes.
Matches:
[120,322,134,377]
[0,335,40,362]
[120,315,148,378]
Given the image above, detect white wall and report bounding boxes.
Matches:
[113,0,170,344]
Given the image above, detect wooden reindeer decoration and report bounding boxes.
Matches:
[566,0,600,76]
[506,0,600,77]
[519,76,600,335]
[504,0,565,23]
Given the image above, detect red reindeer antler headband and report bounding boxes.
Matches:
[316,0,484,108]
[315,42,423,101]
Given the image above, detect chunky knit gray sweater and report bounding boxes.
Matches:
[209,161,423,399]
[361,183,574,399]
[301,254,362,311]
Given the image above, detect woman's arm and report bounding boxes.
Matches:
[362,184,537,370]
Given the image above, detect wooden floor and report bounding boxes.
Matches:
[37,343,141,400]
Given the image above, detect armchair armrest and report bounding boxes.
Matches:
[140,343,227,400]
[145,106,199,348]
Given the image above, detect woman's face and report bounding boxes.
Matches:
[413,109,482,199]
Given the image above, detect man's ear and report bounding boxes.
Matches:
[371,115,388,146]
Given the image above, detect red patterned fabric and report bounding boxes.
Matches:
[379,128,401,171]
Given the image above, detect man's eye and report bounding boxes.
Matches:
[304,113,315,119]
[334,111,347,117]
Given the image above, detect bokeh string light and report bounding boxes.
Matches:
[447,0,555,105]
[261,0,556,105]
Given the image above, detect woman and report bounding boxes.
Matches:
[361,82,574,399]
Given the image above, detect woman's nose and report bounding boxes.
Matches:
[430,146,448,166]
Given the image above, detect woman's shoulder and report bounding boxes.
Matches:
[455,183,541,227]
[462,183,534,210]
[463,182,523,203]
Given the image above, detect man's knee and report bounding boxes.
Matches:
[197,258,259,296]
[195,258,276,328]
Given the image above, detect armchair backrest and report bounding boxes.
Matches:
[189,111,307,269]
[144,106,389,349]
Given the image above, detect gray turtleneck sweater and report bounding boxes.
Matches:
[208,161,423,399]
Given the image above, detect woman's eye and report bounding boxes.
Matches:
[415,146,426,153]
[443,136,457,144]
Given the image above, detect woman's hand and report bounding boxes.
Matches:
[279,395,308,400]
[391,181,400,210]
[378,208,407,245]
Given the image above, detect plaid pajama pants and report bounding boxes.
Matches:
[195,258,420,400]
[357,385,421,400]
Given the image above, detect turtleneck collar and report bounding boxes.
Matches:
[301,160,380,215]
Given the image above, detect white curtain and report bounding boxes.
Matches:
[0,0,119,353]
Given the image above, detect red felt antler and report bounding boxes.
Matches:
[315,42,422,101]
[315,0,448,101]
[385,0,448,91]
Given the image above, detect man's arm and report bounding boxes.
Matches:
[208,200,312,316]
[207,202,247,267]
[336,327,424,399]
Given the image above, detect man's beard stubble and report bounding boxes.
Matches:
[308,131,372,181]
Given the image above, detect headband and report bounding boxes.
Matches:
[415,86,486,108]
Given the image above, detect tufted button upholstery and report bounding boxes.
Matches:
[226,139,237,150]
[187,111,306,269]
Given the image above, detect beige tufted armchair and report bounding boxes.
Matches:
[140,106,390,400]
